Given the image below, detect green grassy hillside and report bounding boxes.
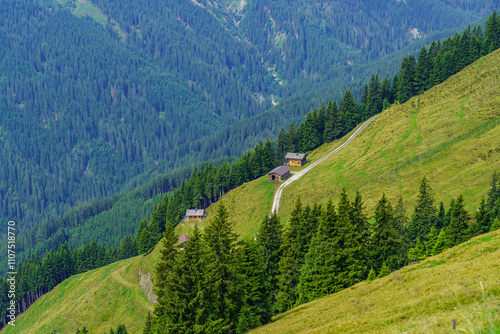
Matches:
[250,229,500,334]
[197,48,500,235]
[4,49,500,334]
[2,246,161,334]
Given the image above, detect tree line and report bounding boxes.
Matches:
[3,10,500,329]
[148,173,500,333]
[0,235,139,328]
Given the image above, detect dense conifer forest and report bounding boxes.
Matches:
[0,0,497,241]
[2,11,500,329]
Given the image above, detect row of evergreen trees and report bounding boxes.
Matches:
[149,173,500,333]
[0,235,139,327]
[4,11,500,330]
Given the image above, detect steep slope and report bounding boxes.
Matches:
[1,0,496,243]
[195,48,500,236]
[249,229,500,334]
[1,245,161,334]
[3,48,500,333]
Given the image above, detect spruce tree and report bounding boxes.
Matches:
[407,239,426,262]
[143,312,153,334]
[367,268,376,282]
[339,90,358,134]
[256,213,283,305]
[474,198,491,235]
[336,189,367,287]
[202,203,238,332]
[235,240,271,331]
[377,262,391,278]
[370,194,401,271]
[298,200,340,303]
[490,217,500,231]
[424,226,439,256]
[154,221,178,332]
[432,230,448,255]
[447,194,470,246]
[276,197,316,311]
[408,177,437,243]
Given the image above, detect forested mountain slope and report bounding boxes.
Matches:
[1,0,497,238]
[184,46,500,238]
[3,42,500,334]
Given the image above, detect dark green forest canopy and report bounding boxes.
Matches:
[0,0,497,243]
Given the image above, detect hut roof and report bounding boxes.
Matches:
[178,235,190,245]
[185,209,206,217]
[285,153,307,160]
[267,165,291,176]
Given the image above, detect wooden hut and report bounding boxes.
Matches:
[178,235,190,250]
[285,153,307,167]
[267,166,291,182]
[185,209,207,221]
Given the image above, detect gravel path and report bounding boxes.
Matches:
[271,114,380,213]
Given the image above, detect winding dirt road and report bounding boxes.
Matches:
[271,114,380,213]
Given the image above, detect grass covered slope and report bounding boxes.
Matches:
[194,49,500,236]
[1,246,161,334]
[250,229,500,334]
[278,49,500,219]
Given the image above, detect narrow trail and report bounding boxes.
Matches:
[271,114,380,213]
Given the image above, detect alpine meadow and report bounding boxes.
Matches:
[1,1,500,333]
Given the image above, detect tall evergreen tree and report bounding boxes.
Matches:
[256,212,283,305]
[202,203,238,332]
[408,177,437,243]
[447,194,470,246]
[370,194,401,271]
[154,221,178,332]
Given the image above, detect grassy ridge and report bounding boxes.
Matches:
[195,49,500,235]
[2,246,161,334]
[4,49,500,334]
[249,229,500,334]
[279,50,500,220]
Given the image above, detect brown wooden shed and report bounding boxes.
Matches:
[185,209,207,221]
[285,153,307,167]
[267,165,291,182]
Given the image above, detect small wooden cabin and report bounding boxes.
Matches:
[285,153,307,167]
[178,235,190,250]
[185,209,207,221]
[267,165,291,182]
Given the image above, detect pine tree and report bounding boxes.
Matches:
[408,177,437,243]
[490,217,500,231]
[407,239,426,262]
[377,262,391,278]
[370,194,401,271]
[424,226,439,256]
[298,200,340,303]
[143,312,153,334]
[256,212,282,305]
[202,203,238,332]
[154,221,178,331]
[367,268,376,282]
[447,194,470,246]
[431,230,448,255]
